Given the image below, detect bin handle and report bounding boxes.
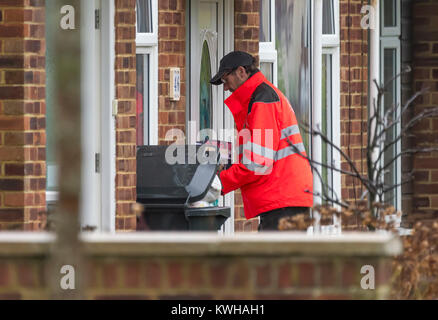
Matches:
[184,193,191,208]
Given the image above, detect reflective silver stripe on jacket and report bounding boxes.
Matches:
[280,124,300,140]
[239,142,276,160]
[275,143,306,161]
[241,153,273,174]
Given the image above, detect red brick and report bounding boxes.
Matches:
[0,179,24,191]
[5,163,26,176]
[231,263,249,288]
[298,262,315,287]
[17,264,35,287]
[102,264,118,288]
[278,263,293,288]
[320,262,336,287]
[0,263,9,287]
[210,262,228,288]
[145,261,161,288]
[188,262,204,287]
[0,25,25,37]
[255,264,271,288]
[341,262,357,287]
[167,262,183,288]
[124,262,140,287]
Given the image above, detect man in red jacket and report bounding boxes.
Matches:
[210,51,313,231]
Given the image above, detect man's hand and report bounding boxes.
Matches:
[217,164,226,175]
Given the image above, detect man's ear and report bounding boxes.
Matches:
[237,66,249,81]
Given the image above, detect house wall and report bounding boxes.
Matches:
[158,0,186,144]
[339,0,369,205]
[0,0,47,231]
[114,0,137,231]
[401,0,414,225]
[409,0,438,225]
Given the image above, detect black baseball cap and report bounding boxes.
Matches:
[210,51,255,85]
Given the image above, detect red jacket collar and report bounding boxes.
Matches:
[224,71,266,119]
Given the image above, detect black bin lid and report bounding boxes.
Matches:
[136,145,219,204]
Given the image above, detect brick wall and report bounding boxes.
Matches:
[0,0,46,231]
[400,0,414,225]
[158,0,186,144]
[115,0,137,231]
[0,232,401,299]
[409,0,438,225]
[339,0,369,204]
[233,0,260,232]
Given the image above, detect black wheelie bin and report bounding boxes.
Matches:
[136,144,231,231]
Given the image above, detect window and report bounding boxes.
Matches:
[321,53,334,199]
[259,0,277,85]
[136,0,158,146]
[320,0,341,203]
[136,54,150,145]
[380,0,401,209]
[200,41,213,131]
[322,0,335,35]
[274,0,310,149]
[259,0,271,42]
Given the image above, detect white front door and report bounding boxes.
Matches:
[190,0,235,233]
[80,0,102,230]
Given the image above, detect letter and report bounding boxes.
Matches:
[198,128,217,144]
[250,305,259,314]
[360,265,375,290]
[181,306,187,315]
[221,305,234,315]
[60,5,75,30]
[60,265,75,290]
[198,307,205,318]
[360,5,376,30]
[188,120,197,145]
[242,305,250,314]
[197,143,218,165]
[237,128,252,164]
[234,305,242,314]
[216,305,224,315]
[171,307,178,315]
[165,128,186,164]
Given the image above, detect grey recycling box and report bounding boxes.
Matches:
[136,145,230,231]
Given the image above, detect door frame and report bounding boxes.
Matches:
[80,0,102,230]
[188,0,235,234]
[100,0,116,232]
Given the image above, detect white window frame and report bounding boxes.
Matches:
[259,0,277,86]
[136,0,159,46]
[319,0,341,203]
[380,0,401,211]
[321,0,340,46]
[321,46,341,204]
[381,0,401,37]
[136,0,159,145]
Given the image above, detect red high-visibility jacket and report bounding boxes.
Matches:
[219,71,313,219]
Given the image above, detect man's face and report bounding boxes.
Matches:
[221,66,249,92]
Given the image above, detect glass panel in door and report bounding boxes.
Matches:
[200,41,213,131]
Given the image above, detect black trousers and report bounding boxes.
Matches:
[257,207,310,231]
